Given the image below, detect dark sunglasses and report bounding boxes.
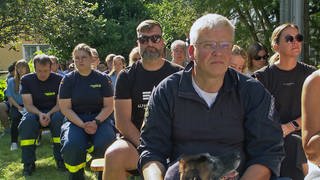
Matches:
[138,35,162,44]
[254,54,269,61]
[284,34,303,43]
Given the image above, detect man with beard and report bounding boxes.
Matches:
[103,20,183,180]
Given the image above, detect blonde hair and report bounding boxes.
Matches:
[72,43,93,59]
[269,23,299,64]
[108,55,126,76]
[14,59,30,93]
[129,47,140,66]
[232,45,247,72]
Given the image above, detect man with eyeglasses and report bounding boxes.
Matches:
[138,14,284,180]
[103,19,182,180]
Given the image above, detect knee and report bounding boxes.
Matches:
[19,113,38,130]
[104,146,125,166]
[62,139,86,153]
[10,110,21,122]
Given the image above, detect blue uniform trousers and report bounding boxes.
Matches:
[60,113,116,173]
[18,111,64,164]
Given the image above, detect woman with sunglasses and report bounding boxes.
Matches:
[246,42,269,75]
[254,23,317,180]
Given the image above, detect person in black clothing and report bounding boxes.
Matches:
[19,54,65,176]
[254,23,317,180]
[59,43,116,180]
[138,13,284,180]
[103,19,182,180]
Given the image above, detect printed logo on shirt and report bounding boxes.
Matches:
[142,86,156,101]
[137,103,148,109]
[282,82,295,86]
[44,92,56,96]
[142,91,151,101]
[90,84,102,88]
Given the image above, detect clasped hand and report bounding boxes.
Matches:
[83,121,98,134]
[39,112,51,127]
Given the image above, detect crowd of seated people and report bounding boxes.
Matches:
[0,14,319,180]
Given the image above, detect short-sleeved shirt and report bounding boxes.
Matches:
[59,70,113,114]
[20,72,62,111]
[115,60,183,130]
[6,77,23,105]
[254,62,316,123]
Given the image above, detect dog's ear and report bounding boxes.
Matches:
[179,158,186,173]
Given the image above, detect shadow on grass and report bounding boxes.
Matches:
[0,130,97,180]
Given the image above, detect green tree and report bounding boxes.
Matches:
[146,0,197,46]
[0,0,33,50]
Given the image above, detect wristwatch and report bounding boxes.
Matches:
[94,119,101,125]
[290,120,300,130]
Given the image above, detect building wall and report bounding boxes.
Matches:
[0,40,49,71]
[0,42,23,71]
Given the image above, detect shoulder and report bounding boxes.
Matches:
[92,70,106,78]
[297,61,317,72]
[63,71,75,79]
[50,72,63,81]
[156,70,183,91]
[152,71,181,101]
[7,77,14,84]
[304,70,320,89]
[163,59,184,72]
[228,69,266,96]
[254,65,273,75]
[21,73,36,82]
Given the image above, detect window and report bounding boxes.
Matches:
[23,44,50,61]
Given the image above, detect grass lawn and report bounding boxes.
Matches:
[0,128,98,180]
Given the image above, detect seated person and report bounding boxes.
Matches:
[138,13,285,180]
[0,61,16,135]
[19,54,65,176]
[230,45,247,73]
[6,59,30,150]
[302,70,320,180]
[59,43,116,180]
[128,47,140,66]
[103,19,182,180]
[170,40,188,67]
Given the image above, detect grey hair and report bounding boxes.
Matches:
[170,40,186,51]
[189,13,235,45]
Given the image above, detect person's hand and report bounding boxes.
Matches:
[39,112,50,127]
[83,121,97,134]
[221,170,239,180]
[281,123,295,137]
[18,106,23,112]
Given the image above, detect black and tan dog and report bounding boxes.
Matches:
[179,152,241,180]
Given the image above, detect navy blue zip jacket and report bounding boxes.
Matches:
[138,61,284,177]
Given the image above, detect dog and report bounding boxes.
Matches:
[179,151,241,180]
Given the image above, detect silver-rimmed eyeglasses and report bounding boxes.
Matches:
[195,41,233,52]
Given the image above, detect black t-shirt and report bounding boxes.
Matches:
[59,70,113,114]
[20,72,62,110]
[115,60,183,130]
[254,62,316,123]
